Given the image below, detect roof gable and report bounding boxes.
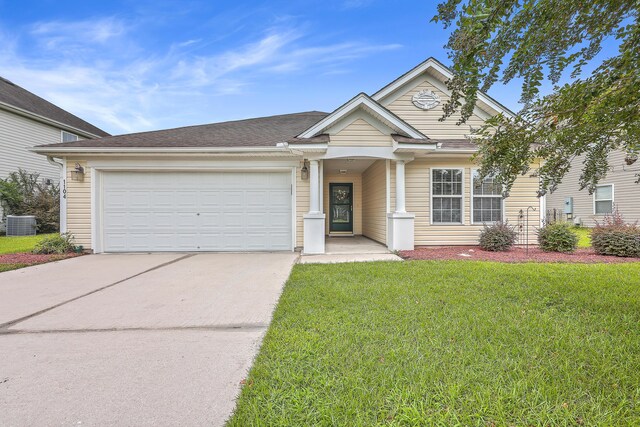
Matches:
[297,93,425,140]
[372,57,515,118]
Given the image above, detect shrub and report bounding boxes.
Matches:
[32,233,75,254]
[479,222,518,251]
[0,169,60,233]
[537,221,578,253]
[591,210,640,257]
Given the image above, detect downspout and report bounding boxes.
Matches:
[47,156,67,233]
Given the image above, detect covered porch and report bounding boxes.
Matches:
[302,155,415,254]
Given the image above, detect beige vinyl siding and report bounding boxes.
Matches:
[66,160,92,249]
[404,157,540,245]
[323,173,362,235]
[546,151,640,226]
[362,160,387,244]
[329,118,392,146]
[384,79,486,139]
[0,108,62,181]
[296,165,309,248]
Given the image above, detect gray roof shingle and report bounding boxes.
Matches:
[0,76,110,137]
[35,111,329,149]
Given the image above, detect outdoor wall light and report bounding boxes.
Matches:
[301,161,309,180]
[70,163,85,182]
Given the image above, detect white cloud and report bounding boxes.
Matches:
[0,18,402,134]
[30,17,127,52]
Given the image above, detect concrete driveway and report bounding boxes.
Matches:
[0,252,298,426]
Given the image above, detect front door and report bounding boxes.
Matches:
[329,183,353,233]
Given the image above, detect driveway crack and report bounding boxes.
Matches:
[0,254,195,331]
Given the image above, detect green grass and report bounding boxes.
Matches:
[0,263,27,272]
[0,233,56,254]
[574,227,592,248]
[229,261,640,426]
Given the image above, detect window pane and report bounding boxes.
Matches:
[433,196,462,223]
[596,185,612,200]
[595,200,613,214]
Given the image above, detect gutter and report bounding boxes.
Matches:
[31,146,298,155]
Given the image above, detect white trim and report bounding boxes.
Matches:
[539,192,546,227]
[61,158,67,233]
[429,167,465,225]
[91,167,98,252]
[469,169,505,225]
[0,101,105,139]
[32,146,297,154]
[593,183,614,215]
[371,58,515,118]
[291,167,297,250]
[298,93,425,139]
[319,160,324,213]
[309,146,415,161]
[86,159,300,170]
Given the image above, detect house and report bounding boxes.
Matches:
[32,58,542,254]
[0,76,109,226]
[546,151,640,226]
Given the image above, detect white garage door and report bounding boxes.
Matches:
[101,171,292,252]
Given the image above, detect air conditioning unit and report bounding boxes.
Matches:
[6,215,37,236]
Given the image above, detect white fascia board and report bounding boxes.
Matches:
[30,146,296,155]
[286,143,328,152]
[0,101,104,139]
[298,94,424,139]
[394,144,438,152]
[371,59,515,119]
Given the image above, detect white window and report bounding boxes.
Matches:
[594,184,614,214]
[471,170,503,223]
[61,131,79,143]
[431,168,463,224]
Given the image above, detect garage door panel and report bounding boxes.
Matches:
[101,171,292,252]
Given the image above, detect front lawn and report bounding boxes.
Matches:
[229,261,640,426]
[0,233,57,254]
[574,227,592,248]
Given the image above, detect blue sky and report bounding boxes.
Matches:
[0,0,620,135]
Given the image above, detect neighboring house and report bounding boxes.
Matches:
[546,151,640,226]
[33,57,543,254]
[0,76,109,227]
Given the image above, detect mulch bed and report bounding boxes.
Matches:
[0,252,82,267]
[400,246,640,264]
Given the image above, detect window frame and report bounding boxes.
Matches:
[593,184,614,215]
[430,167,465,225]
[61,130,79,143]
[470,169,505,224]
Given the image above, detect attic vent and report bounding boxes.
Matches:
[6,215,36,236]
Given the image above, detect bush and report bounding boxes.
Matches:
[0,169,60,233]
[591,210,640,257]
[479,222,518,251]
[32,233,75,254]
[537,221,578,253]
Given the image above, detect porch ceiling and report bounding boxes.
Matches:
[323,158,376,174]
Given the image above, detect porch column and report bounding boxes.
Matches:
[309,160,320,213]
[303,159,326,254]
[395,160,406,213]
[387,159,415,251]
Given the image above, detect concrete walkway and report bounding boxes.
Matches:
[300,236,403,264]
[0,252,297,426]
